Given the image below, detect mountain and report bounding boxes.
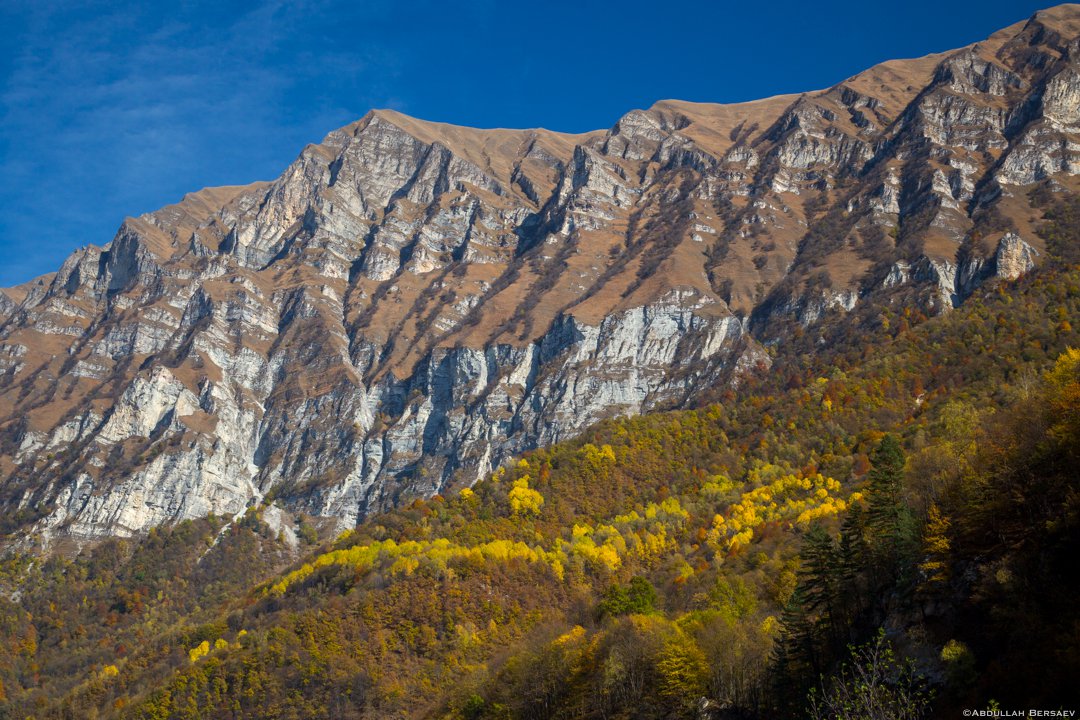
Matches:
[3,5,1080,545]
[2,8,1080,718]
[1,197,1077,718]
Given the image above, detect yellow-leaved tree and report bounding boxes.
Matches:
[508,476,544,516]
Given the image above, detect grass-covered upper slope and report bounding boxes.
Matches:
[1,193,1079,719]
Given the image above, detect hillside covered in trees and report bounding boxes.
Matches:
[1,191,1079,718]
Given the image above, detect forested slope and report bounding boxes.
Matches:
[2,192,1079,719]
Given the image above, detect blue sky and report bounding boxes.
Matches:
[0,0,1053,287]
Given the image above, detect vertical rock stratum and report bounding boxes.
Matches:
[2,5,1079,543]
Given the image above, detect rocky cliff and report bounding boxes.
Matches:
[2,6,1079,544]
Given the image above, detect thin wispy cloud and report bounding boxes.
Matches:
[0,0,393,285]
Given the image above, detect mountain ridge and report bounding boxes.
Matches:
[2,4,1080,546]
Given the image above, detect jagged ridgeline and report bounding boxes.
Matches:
[2,6,1080,548]
[1,188,1078,717]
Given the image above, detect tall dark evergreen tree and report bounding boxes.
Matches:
[770,584,819,714]
[836,504,870,639]
[771,523,847,713]
[865,435,919,595]
[866,434,904,531]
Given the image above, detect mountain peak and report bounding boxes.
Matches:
[1031,2,1080,33]
[1,7,1078,545]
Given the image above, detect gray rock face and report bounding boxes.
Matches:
[994,232,1040,280]
[1,7,1078,545]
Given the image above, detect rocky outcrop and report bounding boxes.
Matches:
[994,232,1040,280]
[1,6,1078,545]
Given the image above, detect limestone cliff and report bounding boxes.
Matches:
[1,6,1078,544]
